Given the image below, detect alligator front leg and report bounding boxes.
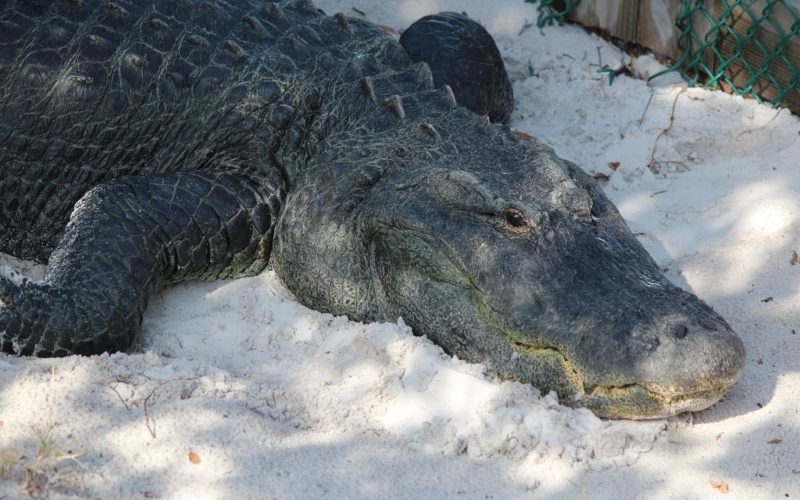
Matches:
[0,171,281,356]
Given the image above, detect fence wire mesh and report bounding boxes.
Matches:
[525,0,580,27]
[525,0,800,109]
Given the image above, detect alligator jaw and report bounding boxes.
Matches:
[582,382,730,420]
[507,338,739,420]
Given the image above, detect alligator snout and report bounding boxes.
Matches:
[483,232,746,419]
[631,313,721,346]
[581,306,745,419]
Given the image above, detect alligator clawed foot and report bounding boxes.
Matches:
[0,277,78,357]
[0,274,26,354]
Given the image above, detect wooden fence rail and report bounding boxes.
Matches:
[564,0,800,113]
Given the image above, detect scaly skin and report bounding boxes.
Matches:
[0,0,745,418]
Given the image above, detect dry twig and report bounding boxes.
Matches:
[734,108,784,141]
[637,89,655,125]
[649,88,688,173]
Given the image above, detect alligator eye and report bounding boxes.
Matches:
[502,207,530,230]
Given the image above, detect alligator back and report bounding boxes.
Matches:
[0,0,410,261]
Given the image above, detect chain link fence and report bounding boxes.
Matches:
[526,0,579,27]
[525,0,800,110]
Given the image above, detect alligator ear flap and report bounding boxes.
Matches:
[434,170,497,213]
[395,170,496,213]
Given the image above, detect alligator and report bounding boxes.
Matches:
[0,0,745,419]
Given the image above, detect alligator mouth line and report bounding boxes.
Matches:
[468,287,727,419]
[505,337,730,419]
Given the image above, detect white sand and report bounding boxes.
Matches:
[1,1,799,498]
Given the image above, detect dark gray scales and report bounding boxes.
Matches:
[0,0,744,419]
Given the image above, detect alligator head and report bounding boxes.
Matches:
[273,108,745,419]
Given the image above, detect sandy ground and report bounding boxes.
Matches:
[1,0,799,498]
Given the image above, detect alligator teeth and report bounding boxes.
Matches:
[359,77,376,103]
[383,95,405,121]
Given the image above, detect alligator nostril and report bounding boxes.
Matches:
[698,318,718,331]
[672,324,689,339]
